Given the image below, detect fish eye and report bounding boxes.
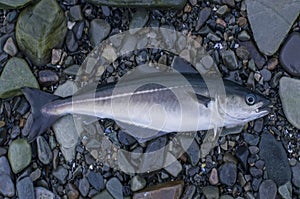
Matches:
[245,93,256,105]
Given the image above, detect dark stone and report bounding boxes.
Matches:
[79,177,90,197]
[259,133,291,186]
[291,163,300,188]
[89,19,111,47]
[73,21,85,40]
[243,133,260,146]
[53,166,68,184]
[280,32,300,76]
[66,30,78,52]
[87,171,104,191]
[106,177,123,199]
[260,69,272,82]
[222,0,235,7]
[250,167,263,178]
[219,162,237,186]
[240,41,266,69]
[186,139,200,166]
[0,174,15,197]
[38,70,59,86]
[17,177,35,199]
[37,136,52,165]
[253,118,264,133]
[252,177,262,192]
[118,131,136,146]
[195,7,211,31]
[235,144,249,170]
[259,180,277,199]
[69,5,83,21]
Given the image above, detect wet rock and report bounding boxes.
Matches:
[235,144,249,170]
[246,0,300,55]
[38,70,59,86]
[106,177,123,199]
[219,162,237,186]
[0,0,32,9]
[278,182,292,199]
[291,162,300,188]
[258,180,277,199]
[133,181,184,199]
[240,41,265,69]
[69,5,83,21]
[8,138,32,174]
[238,30,250,41]
[279,77,300,129]
[0,174,15,197]
[35,187,56,199]
[202,186,219,199]
[259,133,291,186]
[209,168,219,185]
[17,177,35,199]
[221,49,238,70]
[86,0,187,9]
[37,136,52,165]
[129,9,149,34]
[66,30,78,52]
[3,37,18,56]
[87,171,105,191]
[89,19,111,47]
[0,57,39,99]
[130,175,146,192]
[79,177,90,197]
[195,7,211,31]
[16,0,67,66]
[53,166,68,184]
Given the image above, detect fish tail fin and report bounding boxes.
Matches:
[21,87,62,143]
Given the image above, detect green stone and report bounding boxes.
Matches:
[16,0,67,66]
[86,0,187,9]
[8,139,32,174]
[0,58,39,99]
[0,0,33,9]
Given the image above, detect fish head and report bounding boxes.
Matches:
[220,80,270,125]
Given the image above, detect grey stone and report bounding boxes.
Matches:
[216,5,229,17]
[0,58,39,99]
[291,162,300,188]
[3,37,18,56]
[207,33,221,42]
[37,136,52,165]
[280,33,300,76]
[209,168,219,185]
[38,70,59,86]
[278,181,292,199]
[238,30,250,41]
[221,49,238,70]
[129,9,149,34]
[259,133,291,186]
[202,186,219,199]
[246,0,300,55]
[279,77,300,129]
[164,152,182,177]
[52,166,68,184]
[219,162,237,186]
[16,0,67,66]
[0,156,12,176]
[92,190,114,199]
[106,177,123,199]
[89,19,111,47]
[35,187,56,199]
[79,177,90,197]
[87,171,104,191]
[17,177,35,199]
[0,0,32,9]
[259,180,277,199]
[240,41,266,69]
[130,175,146,192]
[0,174,15,197]
[195,7,211,31]
[69,5,83,21]
[8,139,32,174]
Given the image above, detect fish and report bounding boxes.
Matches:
[21,69,270,143]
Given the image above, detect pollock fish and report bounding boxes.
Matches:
[22,71,270,143]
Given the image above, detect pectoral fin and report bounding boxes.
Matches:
[188,91,212,108]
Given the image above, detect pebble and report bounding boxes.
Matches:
[130,175,146,192]
[222,0,235,7]
[3,37,18,56]
[253,118,264,133]
[38,70,59,86]
[51,49,62,65]
[195,7,211,31]
[129,9,149,34]
[30,168,41,181]
[279,77,300,129]
[221,49,238,70]
[0,0,32,9]
[8,138,32,174]
[258,180,277,199]
[207,33,221,42]
[235,144,249,170]
[35,187,56,199]
[240,41,265,69]
[219,162,237,186]
[106,177,123,199]
[92,190,114,199]
[260,68,272,82]
[184,138,200,166]
[133,181,184,199]
[249,167,263,178]
[278,182,292,199]
[238,30,250,41]
[37,136,52,165]
[66,183,79,199]
[118,131,136,146]
[237,17,247,27]
[16,0,67,66]
[53,166,69,184]
[66,30,78,52]
[246,0,299,55]
[0,174,15,197]
[202,186,219,199]
[87,171,105,191]
[0,156,12,175]
[243,133,259,145]
[291,162,300,188]
[69,5,83,21]
[209,168,219,185]
[164,152,182,177]
[236,46,250,60]
[267,57,278,71]
[259,133,291,186]
[0,57,39,99]
[64,64,80,75]
[73,21,85,40]
[216,5,229,17]
[89,19,111,47]
[17,177,35,199]
[79,177,90,197]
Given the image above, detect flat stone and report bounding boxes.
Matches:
[0,0,32,9]
[69,5,83,21]
[52,166,68,184]
[106,177,123,199]
[79,177,90,197]
[195,7,211,31]
[0,57,39,99]
[89,19,111,47]
[66,183,79,199]
[0,174,15,197]
[16,0,67,66]
[238,30,250,41]
[278,182,292,199]
[8,138,32,174]
[259,133,291,186]
[0,156,12,176]
[92,190,114,199]
[280,32,300,76]
[17,177,35,199]
[279,77,300,129]
[86,0,187,9]
[3,37,18,56]
[246,0,300,55]
[35,187,56,199]
[164,152,182,177]
[291,162,300,188]
[221,49,238,70]
[38,70,59,86]
[37,136,52,165]
[235,144,249,170]
[209,168,219,185]
[236,46,250,60]
[216,5,229,17]
[240,41,266,69]
[202,186,219,199]
[87,171,104,191]
[259,180,277,199]
[133,181,184,199]
[66,30,78,52]
[219,162,237,186]
[130,175,146,192]
[129,9,149,34]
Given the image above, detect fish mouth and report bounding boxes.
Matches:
[256,98,271,115]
